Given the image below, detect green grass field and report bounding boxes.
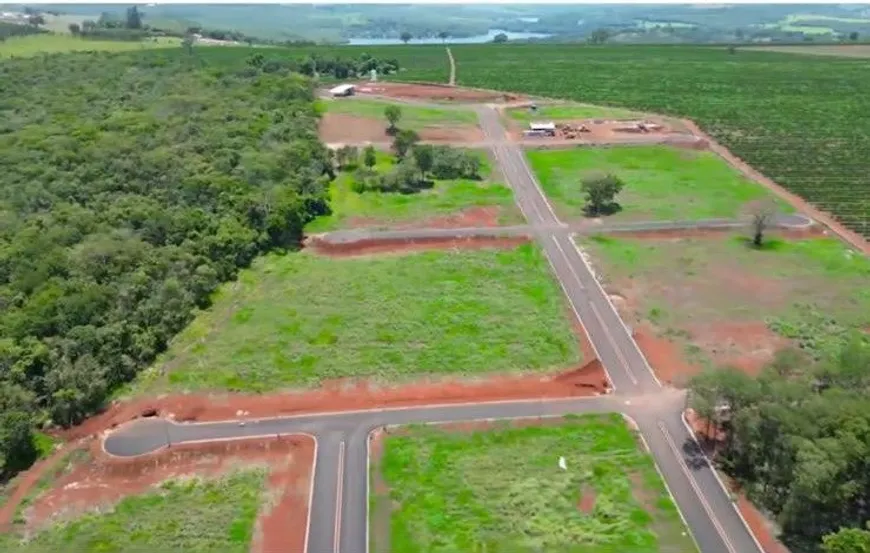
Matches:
[306,150,520,232]
[508,103,643,123]
[372,414,697,553]
[319,97,479,128]
[527,145,787,222]
[0,34,180,57]
[0,471,264,552]
[580,235,870,364]
[131,243,579,394]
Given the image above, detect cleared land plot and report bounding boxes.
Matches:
[508,103,644,122]
[580,234,870,384]
[372,414,697,553]
[0,34,180,57]
[319,97,478,129]
[134,244,579,393]
[0,471,264,552]
[527,146,788,222]
[306,150,520,232]
[742,44,870,58]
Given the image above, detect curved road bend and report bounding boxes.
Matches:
[104,106,768,553]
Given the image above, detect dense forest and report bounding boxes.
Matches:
[0,47,335,474]
[689,339,870,551]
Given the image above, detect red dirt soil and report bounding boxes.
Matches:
[18,434,314,553]
[693,322,789,376]
[61,359,607,443]
[0,440,84,530]
[633,324,699,386]
[319,112,484,144]
[578,485,597,514]
[345,205,504,231]
[355,82,521,103]
[305,235,530,258]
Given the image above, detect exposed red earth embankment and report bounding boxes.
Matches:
[306,234,530,257]
[5,435,315,553]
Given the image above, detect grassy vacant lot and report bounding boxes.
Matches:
[372,414,696,553]
[508,103,643,122]
[527,146,787,222]
[306,150,520,232]
[0,471,264,552]
[0,34,180,57]
[319,97,479,128]
[134,244,579,393]
[580,234,870,364]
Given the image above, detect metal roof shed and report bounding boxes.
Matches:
[529,121,556,132]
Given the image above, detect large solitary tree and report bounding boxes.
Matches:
[400,31,413,44]
[581,172,624,216]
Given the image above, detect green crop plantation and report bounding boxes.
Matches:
[131,244,579,394]
[445,44,870,238]
[0,471,264,552]
[372,414,697,553]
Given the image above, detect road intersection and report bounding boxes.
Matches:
[104,105,783,553]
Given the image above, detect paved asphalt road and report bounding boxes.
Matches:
[104,106,770,553]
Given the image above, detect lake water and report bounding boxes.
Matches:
[346,29,551,46]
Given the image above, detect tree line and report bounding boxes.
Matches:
[0,48,333,475]
[688,338,870,550]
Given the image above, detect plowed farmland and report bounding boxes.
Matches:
[446,44,870,239]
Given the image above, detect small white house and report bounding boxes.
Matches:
[329,84,356,97]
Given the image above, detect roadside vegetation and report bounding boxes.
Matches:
[527,146,785,222]
[372,414,696,553]
[451,44,870,238]
[132,244,579,393]
[0,470,265,551]
[688,337,870,550]
[307,147,518,232]
[0,48,333,476]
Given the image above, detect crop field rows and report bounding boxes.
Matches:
[418,44,870,239]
